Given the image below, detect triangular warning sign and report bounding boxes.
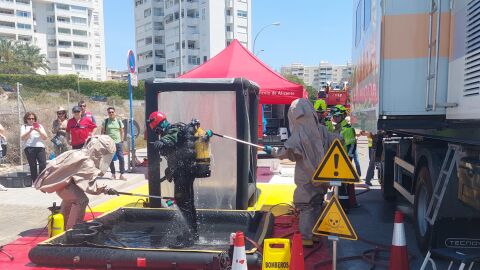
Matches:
[312,138,360,183]
[312,196,358,240]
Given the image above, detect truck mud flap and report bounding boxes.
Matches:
[433,219,480,249]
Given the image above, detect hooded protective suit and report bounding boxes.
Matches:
[272,98,338,240]
[35,135,116,229]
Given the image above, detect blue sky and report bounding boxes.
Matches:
[104,0,353,71]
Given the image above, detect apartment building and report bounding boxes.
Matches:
[106,69,129,81]
[0,0,106,81]
[314,61,352,89]
[282,61,352,90]
[280,63,318,87]
[134,0,251,80]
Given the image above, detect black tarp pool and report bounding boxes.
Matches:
[29,208,273,269]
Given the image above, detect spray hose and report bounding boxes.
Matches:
[113,192,175,208]
[212,132,265,149]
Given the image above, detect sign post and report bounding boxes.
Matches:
[311,139,360,270]
[127,50,136,172]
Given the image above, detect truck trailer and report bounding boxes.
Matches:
[352,0,480,251]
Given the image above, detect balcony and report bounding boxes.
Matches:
[182,17,197,26]
[226,0,233,8]
[226,31,233,39]
[72,57,89,65]
[226,15,233,24]
[187,33,199,40]
[187,47,200,55]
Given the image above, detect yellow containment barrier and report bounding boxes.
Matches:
[262,238,291,270]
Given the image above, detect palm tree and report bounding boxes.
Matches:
[0,39,49,74]
[15,42,49,74]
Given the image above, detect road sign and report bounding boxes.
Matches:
[312,139,360,183]
[312,196,358,240]
[131,72,138,87]
[127,50,135,73]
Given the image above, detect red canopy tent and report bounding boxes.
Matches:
[180,39,307,104]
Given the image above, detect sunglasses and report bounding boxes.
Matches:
[57,112,66,115]
[80,105,86,107]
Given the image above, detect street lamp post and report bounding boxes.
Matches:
[253,22,280,55]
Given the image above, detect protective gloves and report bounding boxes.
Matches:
[104,188,119,195]
[205,129,213,138]
[263,145,273,155]
[152,140,164,150]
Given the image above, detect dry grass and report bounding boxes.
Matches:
[0,90,146,169]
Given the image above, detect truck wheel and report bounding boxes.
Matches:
[414,165,434,252]
[381,144,396,201]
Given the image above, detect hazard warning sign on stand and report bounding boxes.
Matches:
[312,196,358,240]
[312,139,360,183]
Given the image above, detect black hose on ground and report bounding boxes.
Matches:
[312,237,416,269]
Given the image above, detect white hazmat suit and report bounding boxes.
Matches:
[35,135,116,229]
[271,98,338,241]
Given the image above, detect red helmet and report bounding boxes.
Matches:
[148,111,167,129]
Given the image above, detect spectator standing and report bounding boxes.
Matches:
[0,123,6,191]
[20,112,48,183]
[0,123,6,160]
[66,106,96,149]
[101,107,126,180]
[78,100,97,134]
[51,107,69,156]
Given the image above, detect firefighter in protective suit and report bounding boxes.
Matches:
[314,99,334,132]
[34,135,118,230]
[148,111,212,248]
[331,105,358,210]
[264,99,338,247]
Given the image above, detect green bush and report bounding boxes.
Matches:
[0,74,144,100]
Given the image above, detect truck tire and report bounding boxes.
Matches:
[381,144,396,201]
[414,165,434,252]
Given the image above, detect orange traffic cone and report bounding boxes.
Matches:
[289,232,305,270]
[389,211,409,270]
[232,231,248,270]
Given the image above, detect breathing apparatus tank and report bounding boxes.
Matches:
[47,202,64,238]
[194,127,212,178]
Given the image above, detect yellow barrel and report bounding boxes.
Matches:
[262,238,291,270]
[48,212,65,237]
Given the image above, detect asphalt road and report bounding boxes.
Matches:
[332,140,453,270]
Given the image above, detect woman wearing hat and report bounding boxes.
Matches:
[52,107,69,155]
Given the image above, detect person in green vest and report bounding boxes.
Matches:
[313,99,334,132]
[331,105,359,210]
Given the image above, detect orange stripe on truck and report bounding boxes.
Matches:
[382,12,451,59]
